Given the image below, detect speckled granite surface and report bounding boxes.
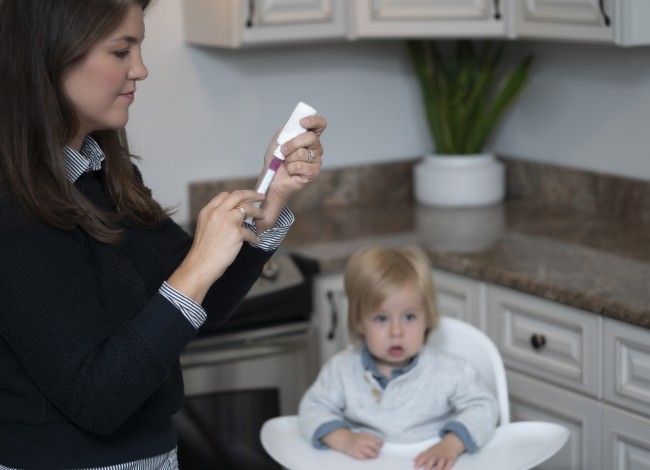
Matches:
[189,158,650,329]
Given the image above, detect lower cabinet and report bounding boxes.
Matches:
[508,369,601,470]
[602,404,650,470]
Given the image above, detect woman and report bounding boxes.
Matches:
[0,0,327,468]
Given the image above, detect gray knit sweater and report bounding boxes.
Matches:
[298,345,498,451]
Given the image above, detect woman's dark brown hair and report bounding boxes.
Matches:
[0,0,167,243]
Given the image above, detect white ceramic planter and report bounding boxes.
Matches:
[413,153,505,208]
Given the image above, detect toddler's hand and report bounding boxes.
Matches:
[413,433,465,470]
[323,428,383,460]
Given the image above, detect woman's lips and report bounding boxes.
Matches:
[120,92,135,102]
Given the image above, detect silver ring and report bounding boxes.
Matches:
[235,206,247,219]
[307,148,314,163]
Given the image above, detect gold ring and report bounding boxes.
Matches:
[235,206,247,219]
[307,148,314,163]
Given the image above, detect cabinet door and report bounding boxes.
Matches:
[313,274,348,365]
[514,0,614,43]
[603,318,650,417]
[508,370,601,470]
[602,404,650,470]
[432,268,486,331]
[182,0,347,48]
[353,0,509,38]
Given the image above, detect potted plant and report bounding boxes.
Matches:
[407,40,533,207]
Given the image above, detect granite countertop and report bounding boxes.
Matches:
[282,200,650,329]
[189,158,650,330]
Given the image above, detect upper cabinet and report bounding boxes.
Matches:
[513,0,650,46]
[181,0,650,47]
[352,0,509,39]
[181,0,348,48]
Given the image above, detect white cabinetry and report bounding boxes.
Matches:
[513,0,650,46]
[487,285,601,397]
[181,0,347,48]
[182,0,650,47]
[431,268,487,330]
[602,404,650,470]
[312,273,348,365]
[507,369,601,470]
[352,0,510,39]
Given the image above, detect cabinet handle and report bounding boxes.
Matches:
[493,0,501,20]
[246,0,255,28]
[326,290,338,341]
[598,0,611,26]
[530,334,546,350]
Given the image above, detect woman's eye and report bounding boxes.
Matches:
[114,50,130,58]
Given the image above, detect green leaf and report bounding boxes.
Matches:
[406,40,533,155]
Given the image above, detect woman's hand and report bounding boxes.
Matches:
[167,189,264,304]
[322,428,383,460]
[254,114,327,232]
[413,433,465,470]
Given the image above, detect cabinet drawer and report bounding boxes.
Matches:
[488,286,601,396]
[603,318,650,417]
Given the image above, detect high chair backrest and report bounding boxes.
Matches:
[426,316,510,425]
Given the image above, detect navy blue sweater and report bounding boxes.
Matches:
[0,171,272,468]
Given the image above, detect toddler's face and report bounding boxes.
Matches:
[358,282,427,377]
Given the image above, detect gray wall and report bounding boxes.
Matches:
[128,0,650,225]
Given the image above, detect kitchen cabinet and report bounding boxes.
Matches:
[602,404,650,469]
[513,0,650,46]
[182,0,650,47]
[181,0,347,48]
[507,369,601,470]
[351,0,510,39]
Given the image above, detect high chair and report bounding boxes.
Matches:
[260,316,569,470]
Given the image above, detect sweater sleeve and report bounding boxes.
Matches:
[441,358,499,451]
[298,350,353,447]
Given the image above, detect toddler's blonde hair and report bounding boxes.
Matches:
[344,245,438,346]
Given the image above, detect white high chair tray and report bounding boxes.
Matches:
[261,416,568,470]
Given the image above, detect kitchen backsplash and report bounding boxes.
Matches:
[189,157,650,225]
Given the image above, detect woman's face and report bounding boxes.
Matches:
[62,4,148,149]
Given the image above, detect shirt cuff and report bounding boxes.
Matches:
[440,420,477,453]
[312,420,351,449]
[244,205,294,252]
[159,281,207,330]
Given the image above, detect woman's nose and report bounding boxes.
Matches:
[129,56,148,81]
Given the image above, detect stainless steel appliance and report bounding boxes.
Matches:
[174,252,319,469]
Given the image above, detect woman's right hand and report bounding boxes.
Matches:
[167,189,264,304]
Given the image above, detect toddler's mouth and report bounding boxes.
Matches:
[388,346,404,357]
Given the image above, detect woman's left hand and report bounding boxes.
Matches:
[255,114,327,231]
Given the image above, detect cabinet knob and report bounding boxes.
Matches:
[530,334,546,350]
[326,290,338,341]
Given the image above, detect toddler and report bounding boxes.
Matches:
[298,246,498,470]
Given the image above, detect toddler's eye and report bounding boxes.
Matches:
[405,312,418,321]
[373,315,387,323]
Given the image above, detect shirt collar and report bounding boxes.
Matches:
[361,343,420,389]
[64,135,105,183]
